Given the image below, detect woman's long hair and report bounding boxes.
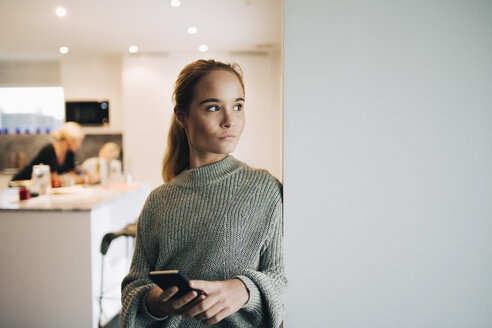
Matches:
[162,59,244,182]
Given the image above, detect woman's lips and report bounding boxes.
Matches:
[218,134,235,140]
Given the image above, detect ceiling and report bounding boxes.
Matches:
[0,0,282,60]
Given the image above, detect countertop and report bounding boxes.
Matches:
[0,182,149,211]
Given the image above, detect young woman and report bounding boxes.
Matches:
[121,59,286,327]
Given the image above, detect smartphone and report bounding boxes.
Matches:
[148,270,203,299]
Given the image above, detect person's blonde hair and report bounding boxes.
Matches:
[162,59,244,182]
[99,142,121,162]
[51,121,85,142]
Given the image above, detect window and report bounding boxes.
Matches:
[0,87,64,134]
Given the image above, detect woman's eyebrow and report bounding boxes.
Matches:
[199,98,219,105]
[199,97,245,105]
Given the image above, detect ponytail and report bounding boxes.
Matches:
[162,115,189,182]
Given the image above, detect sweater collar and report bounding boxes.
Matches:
[171,155,243,188]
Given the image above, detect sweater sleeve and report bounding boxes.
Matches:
[120,195,168,327]
[235,190,287,328]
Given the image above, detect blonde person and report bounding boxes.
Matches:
[80,142,121,183]
[11,121,95,185]
[121,59,286,327]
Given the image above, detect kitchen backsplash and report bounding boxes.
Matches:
[0,133,122,171]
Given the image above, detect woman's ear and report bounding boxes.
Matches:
[174,107,187,130]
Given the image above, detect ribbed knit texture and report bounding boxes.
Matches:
[120,156,286,328]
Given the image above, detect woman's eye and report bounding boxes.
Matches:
[206,105,219,112]
[233,104,243,111]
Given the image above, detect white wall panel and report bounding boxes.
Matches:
[284,1,492,326]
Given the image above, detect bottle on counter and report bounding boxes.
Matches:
[16,152,26,170]
[9,153,17,168]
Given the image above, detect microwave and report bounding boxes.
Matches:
[65,101,109,126]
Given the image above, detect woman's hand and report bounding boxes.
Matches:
[181,278,249,325]
[145,285,204,318]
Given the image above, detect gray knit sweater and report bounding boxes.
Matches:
[120,156,286,328]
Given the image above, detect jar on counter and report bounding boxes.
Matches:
[19,187,31,200]
[31,164,51,195]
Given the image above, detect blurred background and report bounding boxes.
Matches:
[0,0,283,187]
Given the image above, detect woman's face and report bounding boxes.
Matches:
[67,137,83,152]
[180,69,245,165]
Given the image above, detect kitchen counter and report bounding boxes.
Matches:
[0,182,151,328]
[0,183,146,211]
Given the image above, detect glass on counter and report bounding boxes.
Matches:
[31,164,51,195]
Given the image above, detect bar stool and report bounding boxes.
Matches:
[98,222,137,328]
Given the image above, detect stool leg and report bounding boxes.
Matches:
[98,255,105,328]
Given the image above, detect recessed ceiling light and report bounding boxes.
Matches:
[170,0,181,7]
[55,7,67,17]
[187,26,198,34]
[129,45,139,54]
[59,46,69,54]
[198,44,208,53]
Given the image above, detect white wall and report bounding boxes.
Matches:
[61,56,123,132]
[122,52,283,187]
[0,60,60,86]
[121,54,174,186]
[284,1,492,327]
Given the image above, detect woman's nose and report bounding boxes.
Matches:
[221,112,233,128]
